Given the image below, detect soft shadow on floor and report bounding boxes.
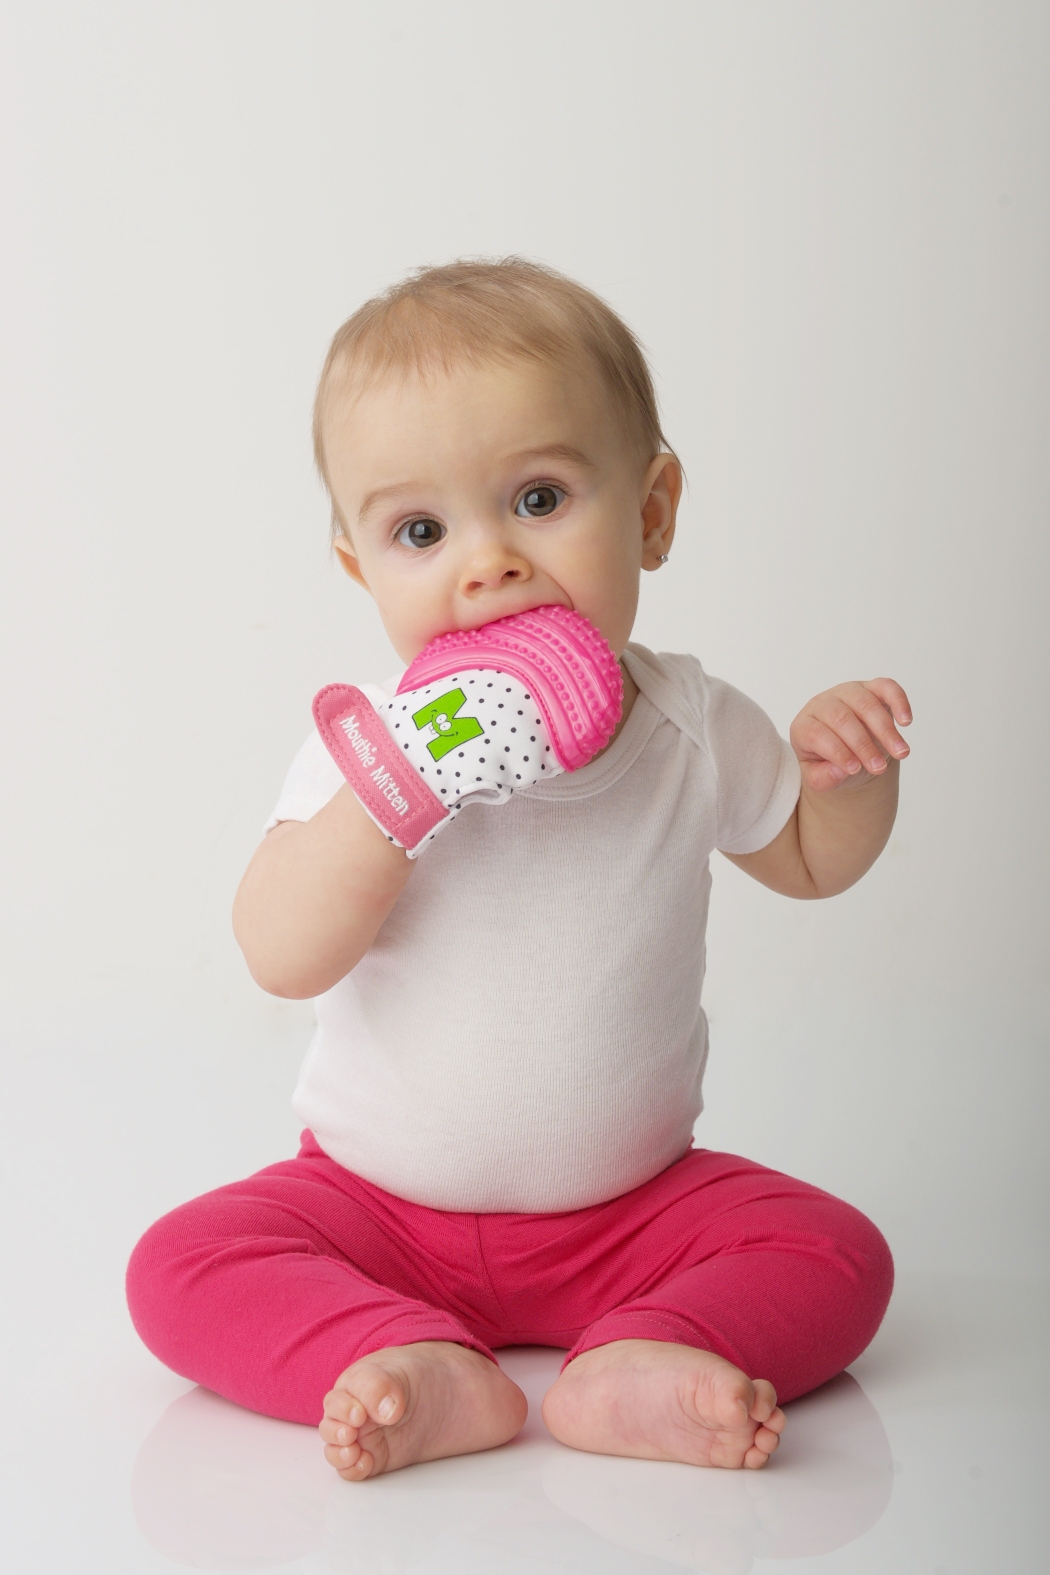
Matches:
[132,1349,891,1574]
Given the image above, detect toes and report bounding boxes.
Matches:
[764,1405,786,1436]
[356,1373,404,1426]
[375,1391,401,1423]
[320,1416,359,1447]
[339,1448,375,1481]
[331,1364,406,1427]
[713,1377,756,1430]
[740,1423,780,1469]
[748,1379,779,1424]
[323,1387,368,1428]
[325,1439,363,1472]
[325,1440,379,1481]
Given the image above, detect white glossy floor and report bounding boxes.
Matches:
[3,1268,1046,1573]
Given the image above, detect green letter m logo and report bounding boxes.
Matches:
[412,688,484,761]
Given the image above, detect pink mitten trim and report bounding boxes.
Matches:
[396,605,623,771]
[312,684,448,851]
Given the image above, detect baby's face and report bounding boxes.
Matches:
[323,356,679,663]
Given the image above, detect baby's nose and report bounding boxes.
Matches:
[459,541,532,596]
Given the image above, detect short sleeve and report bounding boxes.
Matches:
[625,647,802,856]
[701,674,801,854]
[264,731,346,833]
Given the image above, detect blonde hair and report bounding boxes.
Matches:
[313,257,673,537]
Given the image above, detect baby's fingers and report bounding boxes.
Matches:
[862,676,913,728]
[794,716,873,781]
[825,697,897,773]
[845,682,911,761]
[802,757,856,793]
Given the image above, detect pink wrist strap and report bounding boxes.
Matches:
[312,685,448,851]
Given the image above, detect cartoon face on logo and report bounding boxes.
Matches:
[412,688,484,761]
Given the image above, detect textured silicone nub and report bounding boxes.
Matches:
[397,605,624,771]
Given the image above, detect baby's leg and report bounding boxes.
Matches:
[540,1150,892,1468]
[126,1145,526,1475]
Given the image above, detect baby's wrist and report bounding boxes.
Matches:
[314,683,449,855]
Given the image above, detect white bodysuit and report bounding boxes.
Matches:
[267,645,801,1214]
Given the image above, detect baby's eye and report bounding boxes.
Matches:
[396,517,446,549]
[514,485,565,519]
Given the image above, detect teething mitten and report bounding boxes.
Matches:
[312,605,623,857]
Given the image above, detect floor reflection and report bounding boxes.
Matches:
[133,1348,891,1573]
[131,1384,328,1569]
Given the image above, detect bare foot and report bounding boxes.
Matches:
[541,1339,785,1470]
[319,1340,527,1481]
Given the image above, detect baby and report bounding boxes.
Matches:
[127,259,910,1481]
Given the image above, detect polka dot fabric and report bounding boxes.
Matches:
[378,668,563,856]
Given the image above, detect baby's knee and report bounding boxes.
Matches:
[833,1197,895,1333]
[125,1199,212,1362]
[854,1204,893,1287]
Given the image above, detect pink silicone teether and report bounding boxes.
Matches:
[397,605,623,771]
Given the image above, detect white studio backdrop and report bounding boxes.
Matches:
[1,0,1047,1312]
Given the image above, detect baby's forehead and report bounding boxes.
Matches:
[325,352,620,465]
[334,347,608,415]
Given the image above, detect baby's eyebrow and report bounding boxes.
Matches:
[506,444,596,471]
[357,481,428,525]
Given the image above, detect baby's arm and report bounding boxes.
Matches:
[234,607,622,998]
[724,678,912,899]
[233,786,412,998]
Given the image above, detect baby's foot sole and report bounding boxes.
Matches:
[320,1340,527,1480]
[541,1338,785,1470]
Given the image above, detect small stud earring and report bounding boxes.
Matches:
[658,554,669,564]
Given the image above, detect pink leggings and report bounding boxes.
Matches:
[126,1133,893,1427]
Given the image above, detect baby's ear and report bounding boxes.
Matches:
[640,454,682,567]
[333,534,371,593]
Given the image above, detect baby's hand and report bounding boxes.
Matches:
[313,606,622,856]
[790,679,913,794]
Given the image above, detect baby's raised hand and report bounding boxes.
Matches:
[790,679,913,794]
[313,605,623,856]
